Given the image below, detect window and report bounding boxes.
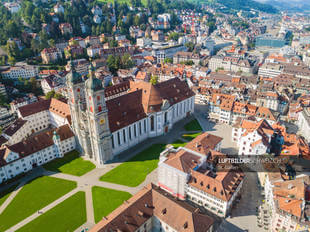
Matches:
[111,136,115,148]
[139,122,142,135]
[144,120,146,133]
[129,127,132,140]
[117,132,120,145]
[164,112,168,124]
[123,130,126,143]
[134,125,137,137]
[150,116,155,131]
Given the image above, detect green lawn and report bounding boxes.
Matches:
[171,139,187,148]
[0,184,18,207]
[0,176,76,231]
[184,119,203,131]
[100,144,166,187]
[182,132,202,141]
[16,191,86,232]
[92,186,132,223]
[43,150,96,176]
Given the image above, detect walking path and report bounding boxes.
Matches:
[2,116,198,232]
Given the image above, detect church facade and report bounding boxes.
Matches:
[66,62,195,165]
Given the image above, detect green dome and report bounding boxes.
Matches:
[66,60,82,84]
[86,76,103,91]
[86,63,103,92]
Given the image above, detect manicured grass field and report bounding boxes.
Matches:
[0,176,76,231]
[92,186,132,223]
[184,119,203,131]
[100,144,166,187]
[16,191,86,232]
[43,150,96,176]
[0,184,18,207]
[182,132,202,141]
[171,139,187,148]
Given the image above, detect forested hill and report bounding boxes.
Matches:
[209,0,278,13]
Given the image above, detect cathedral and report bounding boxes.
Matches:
[66,61,195,165]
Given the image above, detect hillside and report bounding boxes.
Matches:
[216,0,278,13]
[255,0,310,12]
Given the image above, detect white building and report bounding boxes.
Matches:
[297,107,310,142]
[258,63,283,78]
[1,66,39,79]
[0,125,75,183]
[232,118,274,155]
[158,132,244,217]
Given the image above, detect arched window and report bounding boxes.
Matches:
[150,115,155,131]
[98,106,102,112]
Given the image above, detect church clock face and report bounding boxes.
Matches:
[99,117,105,125]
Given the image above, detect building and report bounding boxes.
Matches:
[64,45,84,59]
[173,52,202,65]
[66,62,195,165]
[65,59,89,76]
[59,23,73,35]
[85,36,100,47]
[0,66,39,79]
[41,74,66,95]
[297,107,310,142]
[152,45,187,64]
[158,132,244,217]
[208,55,257,74]
[258,63,283,78]
[41,47,63,64]
[271,175,310,232]
[0,125,75,183]
[90,184,214,232]
[0,107,15,128]
[4,2,20,13]
[17,98,71,135]
[9,94,38,113]
[232,118,274,155]
[53,3,64,14]
[255,34,286,48]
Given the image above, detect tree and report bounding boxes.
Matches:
[164,57,173,64]
[7,56,16,66]
[150,75,159,85]
[185,42,195,52]
[45,90,56,99]
[168,32,181,41]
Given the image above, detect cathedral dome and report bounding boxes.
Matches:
[66,60,82,84]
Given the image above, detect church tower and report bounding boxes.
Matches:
[66,60,92,159]
[85,63,113,164]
